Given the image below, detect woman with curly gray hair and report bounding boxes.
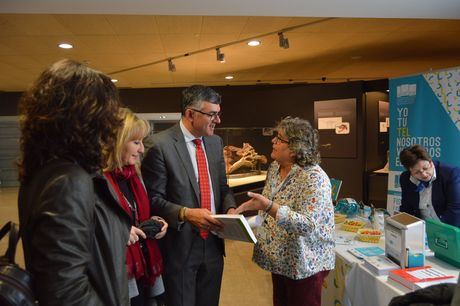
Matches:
[236,116,335,306]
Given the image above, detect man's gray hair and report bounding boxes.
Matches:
[181,85,221,115]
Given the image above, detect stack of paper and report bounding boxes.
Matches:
[388,266,457,290]
[363,255,400,276]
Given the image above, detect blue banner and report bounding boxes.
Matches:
[387,67,460,213]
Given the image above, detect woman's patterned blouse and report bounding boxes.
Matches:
[253,161,335,280]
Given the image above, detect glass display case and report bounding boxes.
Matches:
[214,127,274,202]
[136,112,181,133]
[137,112,181,152]
[138,118,273,202]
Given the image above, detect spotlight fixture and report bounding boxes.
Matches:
[108,19,337,77]
[216,48,225,63]
[225,75,234,80]
[278,32,289,49]
[247,40,261,47]
[111,79,118,83]
[58,43,73,49]
[168,59,176,72]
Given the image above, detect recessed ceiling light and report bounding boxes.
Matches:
[58,43,73,49]
[225,75,234,80]
[247,40,261,47]
[111,79,118,83]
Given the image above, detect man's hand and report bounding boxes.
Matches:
[185,208,224,232]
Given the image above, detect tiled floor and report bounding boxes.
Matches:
[0,187,272,306]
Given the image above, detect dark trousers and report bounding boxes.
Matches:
[164,234,223,306]
[272,270,329,306]
[130,280,165,306]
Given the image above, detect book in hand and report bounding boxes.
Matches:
[388,266,457,290]
[363,255,400,276]
[211,214,257,244]
[348,246,385,259]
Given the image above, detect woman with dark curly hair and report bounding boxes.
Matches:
[236,117,335,306]
[18,59,131,305]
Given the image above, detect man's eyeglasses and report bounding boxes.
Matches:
[188,108,222,120]
[273,131,289,144]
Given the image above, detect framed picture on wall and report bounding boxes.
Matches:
[314,98,357,158]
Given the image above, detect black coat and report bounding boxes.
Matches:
[18,160,131,305]
[389,283,456,306]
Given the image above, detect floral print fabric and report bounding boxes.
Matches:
[253,161,335,280]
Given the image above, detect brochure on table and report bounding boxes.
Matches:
[348,246,385,259]
[389,266,457,290]
[364,255,400,276]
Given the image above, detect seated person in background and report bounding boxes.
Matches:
[399,144,460,227]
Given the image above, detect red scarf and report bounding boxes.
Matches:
[105,165,163,286]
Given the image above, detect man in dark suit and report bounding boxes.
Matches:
[399,145,460,227]
[141,85,236,306]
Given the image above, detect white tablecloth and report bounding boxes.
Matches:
[322,229,460,306]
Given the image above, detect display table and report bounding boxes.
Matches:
[322,229,460,306]
[228,172,267,188]
[228,172,267,207]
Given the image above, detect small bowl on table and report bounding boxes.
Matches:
[334,213,347,224]
[341,219,366,232]
[356,229,382,243]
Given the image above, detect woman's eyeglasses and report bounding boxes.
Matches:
[273,131,289,144]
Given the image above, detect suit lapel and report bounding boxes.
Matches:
[172,125,200,203]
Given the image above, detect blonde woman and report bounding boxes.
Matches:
[105,108,168,306]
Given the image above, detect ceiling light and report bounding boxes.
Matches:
[58,43,73,49]
[216,48,225,63]
[168,59,176,72]
[225,75,234,80]
[247,40,261,47]
[111,79,118,83]
[278,32,289,49]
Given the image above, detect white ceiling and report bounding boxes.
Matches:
[2,0,460,19]
[0,1,460,91]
